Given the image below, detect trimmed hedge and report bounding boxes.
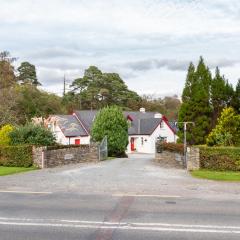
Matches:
[158,142,184,155]
[0,145,33,167]
[199,146,240,171]
[46,144,90,150]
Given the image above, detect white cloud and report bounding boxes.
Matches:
[1,0,240,96]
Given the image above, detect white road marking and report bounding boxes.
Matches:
[112,194,181,198]
[0,217,240,234]
[0,190,52,194]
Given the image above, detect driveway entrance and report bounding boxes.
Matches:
[0,154,240,200]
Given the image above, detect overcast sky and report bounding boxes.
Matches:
[1,0,240,97]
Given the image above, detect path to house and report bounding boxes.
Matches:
[0,153,240,200]
[1,154,240,240]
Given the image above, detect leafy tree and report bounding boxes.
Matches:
[17,61,40,86]
[206,107,240,146]
[17,85,66,122]
[9,123,56,146]
[0,51,16,89]
[178,57,212,144]
[0,124,14,145]
[0,51,20,126]
[70,66,141,110]
[91,106,128,156]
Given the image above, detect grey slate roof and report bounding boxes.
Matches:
[74,110,162,135]
[55,115,88,137]
[74,110,98,133]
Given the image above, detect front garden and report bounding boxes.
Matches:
[0,123,56,175]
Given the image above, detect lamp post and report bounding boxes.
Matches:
[175,121,195,168]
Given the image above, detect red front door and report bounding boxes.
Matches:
[75,139,80,145]
[130,138,135,151]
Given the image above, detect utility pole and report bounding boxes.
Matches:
[63,74,66,96]
[175,121,195,168]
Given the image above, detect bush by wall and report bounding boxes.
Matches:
[0,145,33,167]
[0,124,14,146]
[199,146,240,171]
[159,142,184,155]
[9,123,56,146]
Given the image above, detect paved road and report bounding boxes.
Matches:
[0,154,240,239]
[1,192,240,240]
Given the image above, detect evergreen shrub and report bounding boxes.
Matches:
[0,145,33,167]
[199,146,240,171]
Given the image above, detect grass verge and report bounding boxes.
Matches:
[0,166,37,176]
[191,169,240,181]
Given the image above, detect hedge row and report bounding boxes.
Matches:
[157,142,184,155]
[46,144,90,150]
[0,145,33,167]
[199,146,240,171]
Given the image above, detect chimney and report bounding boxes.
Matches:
[139,107,145,113]
[154,113,162,118]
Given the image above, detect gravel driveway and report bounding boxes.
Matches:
[0,154,239,200]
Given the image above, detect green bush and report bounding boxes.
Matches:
[206,107,240,147]
[0,145,33,167]
[160,142,184,155]
[9,123,56,146]
[0,124,14,146]
[91,106,128,157]
[199,146,240,171]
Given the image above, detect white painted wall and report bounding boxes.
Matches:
[126,122,177,154]
[50,124,90,145]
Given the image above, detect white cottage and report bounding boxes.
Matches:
[47,108,177,154]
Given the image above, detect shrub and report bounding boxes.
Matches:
[0,145,33,167]
[199,146,240,171]
[9,123,56,146]
[0,124,14,146]
[91,106,128,157]
[159,142,184,155]
[206,107,240,146]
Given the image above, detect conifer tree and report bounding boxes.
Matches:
[232,79,240,113]
[17,62,40,86]
[178,57,212,145]
[211,67,228,126]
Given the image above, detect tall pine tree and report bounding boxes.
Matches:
[178,57,212,145]
[232,79,240,113]
[17,62,40,86]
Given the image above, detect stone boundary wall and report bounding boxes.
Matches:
[33,145,99,168]
[155,151,184,169]
[155,146,200,171]
[186,147,200,171]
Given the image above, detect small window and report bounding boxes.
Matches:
[75,139,80,145]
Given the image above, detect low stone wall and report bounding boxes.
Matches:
[155,147,200,170]
[33,145,99,168]
[155,151,184,168]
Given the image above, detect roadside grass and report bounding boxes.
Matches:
[191,169,240,181]
[107,156,116,160]
[0,166,38,176]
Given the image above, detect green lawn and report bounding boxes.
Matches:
[0,166,37,176]
[191,169,240,181]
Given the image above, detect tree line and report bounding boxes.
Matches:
[178,57,240,145]
[63,65,181,119]
[0,51,181,127]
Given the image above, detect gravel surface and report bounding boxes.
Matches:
[0,154,239,200]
